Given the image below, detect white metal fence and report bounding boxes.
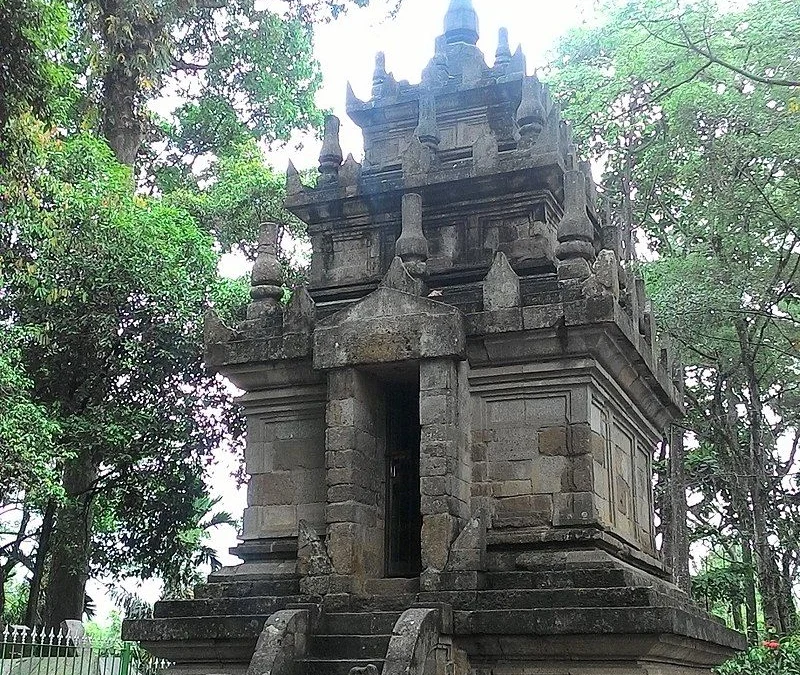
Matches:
[0,625,169,675]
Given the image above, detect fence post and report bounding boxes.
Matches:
[120,642,133,675]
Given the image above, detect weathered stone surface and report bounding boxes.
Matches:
[483,252,520,311]
[313,287,466,370]
[247,608,309,675]
[383,609,441,675]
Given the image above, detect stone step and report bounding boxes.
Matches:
[321,612,401,635]
[476,586,655,609]
[454,606,740,643]
[153,595,304,619]
[484,568,631,590]
[324,593,419,613]
[417,586,656,610]
[123,615,267,643]
[194,578,300,598]
[298,658,384,675]
[309,634,392,660]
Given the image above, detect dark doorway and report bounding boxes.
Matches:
[385,384,422,577]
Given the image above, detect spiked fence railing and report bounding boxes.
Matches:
[0,624,170,675]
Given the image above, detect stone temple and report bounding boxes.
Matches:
[124,1,745,672]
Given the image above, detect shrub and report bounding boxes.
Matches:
[716,636,800,675]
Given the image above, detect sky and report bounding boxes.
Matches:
[91,0,595,620]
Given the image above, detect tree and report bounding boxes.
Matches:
[69,0,374,167]
[550,0,800,638]
[1,133,244,626]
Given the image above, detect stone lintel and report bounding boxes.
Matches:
[208,359,323,397]
[314,287,466,370]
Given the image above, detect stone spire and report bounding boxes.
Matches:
[516,75,546,150]
[416,94,440,152]
[318,115,343,185]
[395,193,429,278]
[444,0,479,45]
[249,222,284,317]
[556,169,596,276]
[495,28,512,69]
[372,52,387,98]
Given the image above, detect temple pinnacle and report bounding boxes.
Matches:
[444,0,479,45]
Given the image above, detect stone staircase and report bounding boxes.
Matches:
[297,610,401,675]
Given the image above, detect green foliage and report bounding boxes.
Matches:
[717,636,800,675]
[1,131,244,586]
[0,331,63,504]
[84,611,124,653]
[1,580,29,625]
[0,0,70,131]
[212,277,251,325]
[164,139,300,258]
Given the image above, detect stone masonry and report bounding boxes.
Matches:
[124,2,746,674]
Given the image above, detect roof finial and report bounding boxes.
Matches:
[444,0,479,46]
[495,28,512,69]
[318,115,343,185]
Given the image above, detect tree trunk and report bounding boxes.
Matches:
[102,63,142,167]
[741,539,759,642]
[43,451,97,628]
[25,499,55,627]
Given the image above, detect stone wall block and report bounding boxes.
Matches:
[491,479,530,498]
[531,456,567,494]
[328,370,355,400]
[522,304,564,330]
[326,398,355,427]
[569,422,592,456]
[420,359,456,391]
[561,454,594,493]
[420,393,456,425]
[325,427,356,452]
[493,495,552,528]
[489,459,532,482]
[591,431,607,466]
[538,426,568,456]
[326,501,378,525]
[422,424,449,444]
[421,475,453,497]
[553,492,596,527]
[243,505,297,539]
[421,513,457,572]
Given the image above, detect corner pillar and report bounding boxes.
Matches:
[419,358,471,586]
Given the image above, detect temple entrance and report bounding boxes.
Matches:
[385,384,422,578]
